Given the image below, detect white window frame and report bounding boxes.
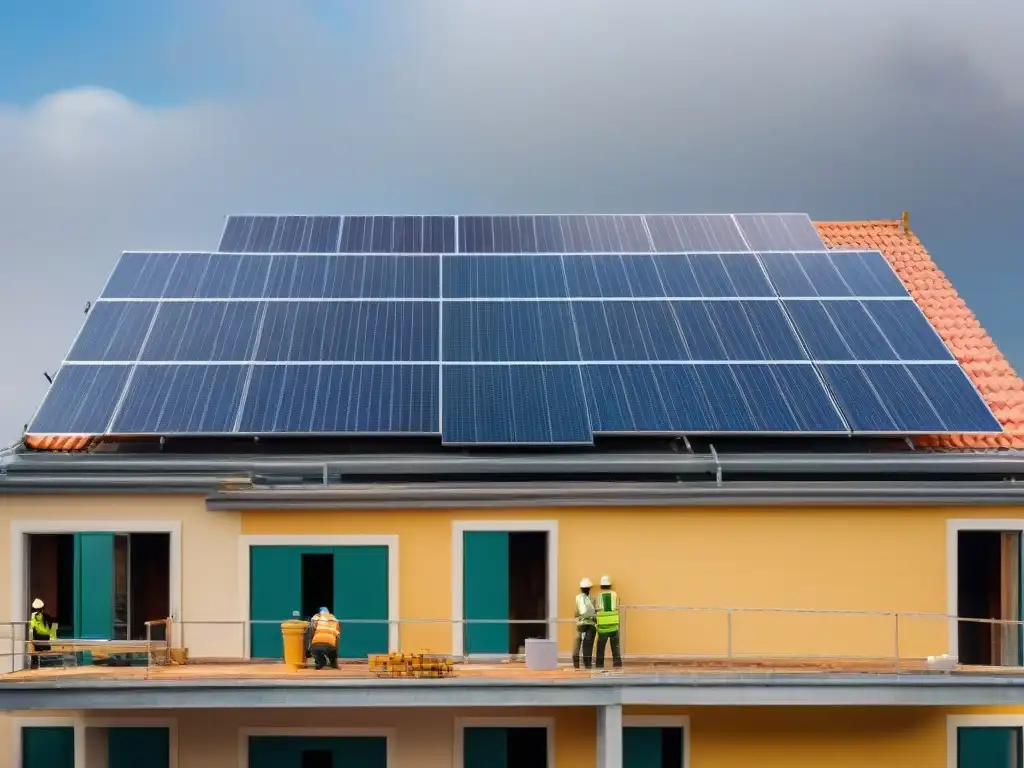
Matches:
[237,726,396,768]
[238,534,400,657]
[946,519,1024,659]
[451,520,559,658]
[623,715,691,768]
[11,714,177,768]
[946,714,1024,768]
[10,715,85,768]
[453,716,556,768]
[9,520,183,671]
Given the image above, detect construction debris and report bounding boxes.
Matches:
[368,652,455,678]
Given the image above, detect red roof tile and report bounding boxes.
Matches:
[815,219,1024,450]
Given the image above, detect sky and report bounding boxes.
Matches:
[0,0,1022,441]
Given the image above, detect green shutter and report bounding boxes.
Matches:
[624,726,663,768]
[250,546,302,658]
[248,736,387,768]
[109,727,170,768]
[958,727,1022,768]
[334,545,390,659]
[464,727,508,768]
[74,532,114,639]
[463,531,510,655]
[22,726,75,768]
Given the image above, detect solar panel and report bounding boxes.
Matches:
[28,213,1003,445]
[734,213,826,251]
[219,216,342,253]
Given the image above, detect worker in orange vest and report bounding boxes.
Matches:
[308,607,340,670]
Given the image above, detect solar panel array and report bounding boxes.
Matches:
[28,213,1002,445]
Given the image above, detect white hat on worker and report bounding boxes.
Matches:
[600,575,612,587]
[579,577,593,589]
[31,598,44,610]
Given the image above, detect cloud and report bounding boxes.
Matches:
[1,0,1023,439]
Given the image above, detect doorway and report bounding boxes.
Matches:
[463,726,549,768]
[462,528,550,656]
[958,530,1021,666]
[301,554,335,619]
[26,532,171,640]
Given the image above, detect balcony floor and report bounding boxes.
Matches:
[4,656,1023,684]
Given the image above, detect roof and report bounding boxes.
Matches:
[19,217,1024,455]
[816,219,1024,450]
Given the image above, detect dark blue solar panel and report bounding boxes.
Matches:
[829,251,908,297]
[219,216,341,252]
[102,252,176,299]
[905,364,1002,432]
[734,213,825,251]
[112,364,248,433]
[255,301,438,362]
[784,300,951,361]
[457,215,651,254]
[644,215,747,252]
[443,301,578,362]
[819,363,999,434]
[573,301,689,361]
[238,364,439,434]
[66,302,157,361]
[583,363,846,433]
[338,216,456,253]
[441,364,592,445]
[157,253,274,299]
[264,254,439,299]
[140,302,263,362]
[443,255,567,298]
[28,365,132,434]
[683,253,775,297]
[562,254,661,297]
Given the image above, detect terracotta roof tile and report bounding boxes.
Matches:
[815,219,1024,450]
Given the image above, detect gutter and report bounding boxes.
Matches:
[204,480,1024,510]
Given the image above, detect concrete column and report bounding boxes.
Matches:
[82,726,107,768]
[596,704,623,768]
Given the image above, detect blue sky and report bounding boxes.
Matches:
[0,0,1022,439]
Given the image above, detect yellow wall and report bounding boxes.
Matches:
[4,495,1024,658]
[5,705,1024,767]
[242,505,1024,658]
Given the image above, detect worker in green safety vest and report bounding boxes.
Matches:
[29,598,57,670]
[595,576,622,669]
[572,577,597,670]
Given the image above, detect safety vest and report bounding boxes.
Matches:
[596,590,619,635]
[575,593,596,627]
[310,614,340,648]
[30,612,56,640]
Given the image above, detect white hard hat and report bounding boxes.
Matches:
[32,598,44,610]
[579,577,593,589]
[600,575,612,587]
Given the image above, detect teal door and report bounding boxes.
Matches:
[109,726,170,768]
[463,531,510,655]
[250,546,303,658]
[335,545,389,659]
[624,726,662,767]
[250,545,391,659]
[22,726,75,768]
[74,532,115,639]
[249,735,387,768]
[464,727,508,768]
[958,727,1022,768]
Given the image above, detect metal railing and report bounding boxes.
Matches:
[1,605,1022,678]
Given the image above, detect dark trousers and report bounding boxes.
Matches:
[596,630,622,668]
[310,642,338,670]
[572,625,596,669]
[29,640,49,670]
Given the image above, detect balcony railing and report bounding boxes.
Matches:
[0,605,1019,678]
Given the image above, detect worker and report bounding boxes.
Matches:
[595,575,622,669]
[572,578,597,670]
[308,607,341,670]
[29,598,57,670]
